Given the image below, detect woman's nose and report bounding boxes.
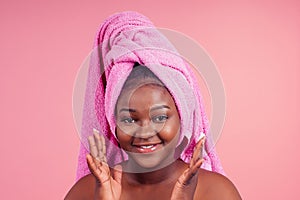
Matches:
[134,123,156,139]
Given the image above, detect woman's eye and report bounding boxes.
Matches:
[121,117,136,124]
[152,115,168,123]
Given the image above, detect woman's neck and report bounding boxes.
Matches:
[122,159,187,185]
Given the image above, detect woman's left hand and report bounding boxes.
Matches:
[171,137,205,200]
[87,130,122,200]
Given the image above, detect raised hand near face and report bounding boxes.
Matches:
[171,137,205,200]
[87,129,122,200]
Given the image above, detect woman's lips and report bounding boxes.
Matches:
[132,143,162,153]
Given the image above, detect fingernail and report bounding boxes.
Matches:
[199,132,205,139]
[93,128,99,134]
[93,128,99,133]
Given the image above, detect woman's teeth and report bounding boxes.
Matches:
[140,145,154,149]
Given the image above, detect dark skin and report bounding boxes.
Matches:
[65,162,241,200]
[65,84,241,200]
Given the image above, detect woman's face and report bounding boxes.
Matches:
[115,83,180,170]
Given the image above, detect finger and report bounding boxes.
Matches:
[187,158,204,180]
[86,154,96,171]
[87,154,101,177]
[100,135,106,156]
[93,129,102,152]
[191,137,205,167]
[87,154,102,171]
[88,135,98,159]
[97,135,106,162]
[93,129,103,161]
[180,158,204,185]
[93,129,108,163]
[198,137,205,160]
[101,136,108,162]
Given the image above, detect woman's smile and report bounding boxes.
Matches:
[132,143,163,153]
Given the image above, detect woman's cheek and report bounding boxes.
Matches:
[159,126,180,142]
[116,128,132,143]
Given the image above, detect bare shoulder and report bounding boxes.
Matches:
[64,174,96,200]
[195,169,242,200]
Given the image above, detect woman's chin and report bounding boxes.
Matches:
[125,151,176,173]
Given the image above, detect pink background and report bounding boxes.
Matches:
[1,0,299,199]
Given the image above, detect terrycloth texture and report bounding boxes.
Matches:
[76,11,224,180]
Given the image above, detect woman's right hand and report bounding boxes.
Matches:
[87,129,122,200]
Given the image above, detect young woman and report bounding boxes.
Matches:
[65,12,241,200]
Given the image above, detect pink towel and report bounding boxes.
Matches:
[76,11,224,180]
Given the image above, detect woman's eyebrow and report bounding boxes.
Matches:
[150,105,170,111]
[119,108,136,113]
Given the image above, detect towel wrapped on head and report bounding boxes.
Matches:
[76,11,224,180]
